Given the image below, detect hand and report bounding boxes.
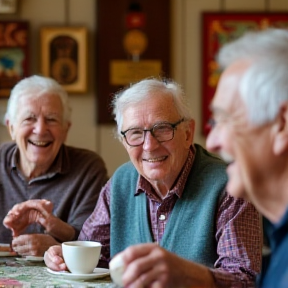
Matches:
[3,199,53,237]
[44,245,67,272]
[3,199,75,241]
[12,234,59,257]
[119,243,214,288]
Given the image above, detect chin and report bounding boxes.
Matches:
[226,181,247,199]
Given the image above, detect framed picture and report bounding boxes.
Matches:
[96,0,171,124]
[202,12,288,136]
[0,21,29,97]
[40,26,87,93]
[0,0,18,14]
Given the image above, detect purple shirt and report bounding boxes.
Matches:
[79,147,261,287]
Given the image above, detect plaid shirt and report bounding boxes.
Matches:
[79,147,261,287]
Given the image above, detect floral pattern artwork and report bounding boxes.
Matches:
[0,257,114,288]
[201,13,288,136]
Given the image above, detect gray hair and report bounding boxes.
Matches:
[111,78,193,135]
[5,75,72,125]
[217,28,288,125]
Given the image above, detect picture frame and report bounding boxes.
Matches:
[40,26,87,93]
[0,21,29,97]
[96,0,171,124]
[201,12,288,136]
[0,0,18,14]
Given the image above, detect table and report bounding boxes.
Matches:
[0,257,118,288]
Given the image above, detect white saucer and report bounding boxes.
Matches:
[0,244,16,257]
[0,251,17,257]
[16,256,44,262]
[46,268,110,280]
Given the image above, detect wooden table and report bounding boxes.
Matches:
[0,256,118,288]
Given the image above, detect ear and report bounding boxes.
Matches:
[6,119,15,140]
[63,121,71,142]
[184,119,195,148]
[273,103,288,155]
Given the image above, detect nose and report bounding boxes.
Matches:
[142,130,160,151]
[33,118,47,134]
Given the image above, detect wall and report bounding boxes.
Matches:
[0,0,287,176]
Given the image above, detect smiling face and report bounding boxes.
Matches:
[121,92,194,195]
[8,93,70,178]
[206,61,277,203]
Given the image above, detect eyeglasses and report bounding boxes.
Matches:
[121,118,184,147]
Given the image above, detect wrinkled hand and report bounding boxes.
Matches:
[44,245,67,272]
[118,243,214,288]
[3,199,53,237]
[12,234,59,257]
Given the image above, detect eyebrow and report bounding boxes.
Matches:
[209,105,229,117]
[125,120,174,130]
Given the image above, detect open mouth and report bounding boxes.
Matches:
[28,140,51,147]
[143,156,167,163]
[219,151,234,164]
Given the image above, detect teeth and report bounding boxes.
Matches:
[30,141,49,146]
[146,157,166,163]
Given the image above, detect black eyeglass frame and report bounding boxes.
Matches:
[120,118,185,147]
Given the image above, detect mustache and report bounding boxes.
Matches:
[219,151,234,163]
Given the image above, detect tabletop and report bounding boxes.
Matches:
[0,256,118,288]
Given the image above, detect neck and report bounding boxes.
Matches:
[254,182,288,224]
[152,182,170,198]
[19,161,49,180]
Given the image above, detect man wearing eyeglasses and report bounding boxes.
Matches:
[44,78,261,288]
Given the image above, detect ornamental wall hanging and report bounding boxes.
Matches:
[40,26,87,93]
[202,12,288,136]
[0,21,29,97]
[96,0,171,124]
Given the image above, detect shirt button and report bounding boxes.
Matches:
[159,214,166,221]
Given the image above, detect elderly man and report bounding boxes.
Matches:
[1,75,108,256]
[206,28,288,288]
[44,78,261,287]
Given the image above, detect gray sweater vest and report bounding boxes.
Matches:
[110,144,227,267]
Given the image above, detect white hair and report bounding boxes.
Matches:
[111,78,193,135]
[5,75,72,125]
[217,28,288,125]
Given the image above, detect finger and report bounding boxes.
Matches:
[10,200,53,217]
[125,268,163,288]
[123,245,173,288]
[12,235,33,255]
[122,243,158,264]
[44,247,67,271]
[3,213,17,228]
[150,280,163,288]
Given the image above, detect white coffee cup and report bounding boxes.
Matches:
[62,240,102,274]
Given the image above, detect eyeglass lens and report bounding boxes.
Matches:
[126,123,174,146]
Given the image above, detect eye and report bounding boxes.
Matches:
[46,116,61,124]
[23,116,36,123]
[154,124,172,134]
[127,128,143,140]
[130,129,142,135]
[47,118,57,122]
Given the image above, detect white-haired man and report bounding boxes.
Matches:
[45,78,261,287]
[1,75,108,256]
[206,28,288,288]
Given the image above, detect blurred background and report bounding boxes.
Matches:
[0,0,287,176]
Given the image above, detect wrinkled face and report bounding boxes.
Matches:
[121,92,194,191]
[8,93,70,175]
[206,61,274,201]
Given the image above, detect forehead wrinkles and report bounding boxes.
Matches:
[123,94,178,125]
[214,65,247,113]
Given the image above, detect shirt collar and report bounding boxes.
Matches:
[136,145,196,198]
[10,144,69,179]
